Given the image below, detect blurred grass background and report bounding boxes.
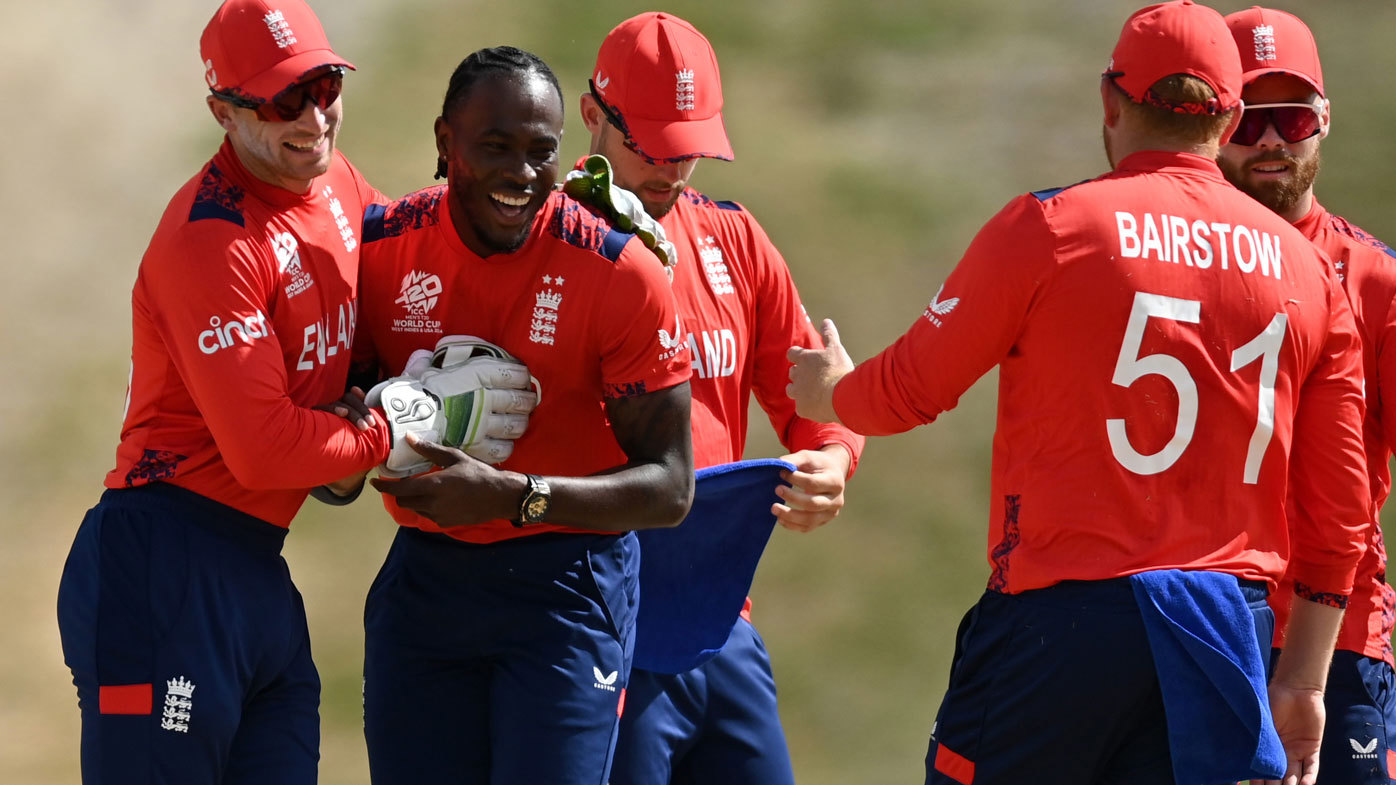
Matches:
[5,1,1396,782]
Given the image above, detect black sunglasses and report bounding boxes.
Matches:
[213,66,346,123]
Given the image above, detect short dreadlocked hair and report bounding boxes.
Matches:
[434,46,563,179]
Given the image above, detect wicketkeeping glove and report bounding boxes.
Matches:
[367,336,540,476]
[563,154,678,278]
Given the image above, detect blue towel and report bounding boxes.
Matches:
[1129,570,1285,784]
[632,459,793,674]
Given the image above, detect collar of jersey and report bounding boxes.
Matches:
[1114,150,1225,181]
[1290,197,1327,240]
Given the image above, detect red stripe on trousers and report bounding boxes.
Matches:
[934,743,975,785]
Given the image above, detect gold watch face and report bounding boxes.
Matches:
[525,495,549,520]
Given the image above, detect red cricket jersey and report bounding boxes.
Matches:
[833,151,1369,596]
[108,138,392,527]
[1271,200,1396,666]
[661,189,864,470]
[356,187,690,543]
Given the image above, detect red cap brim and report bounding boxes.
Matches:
[240,49,355,101]
[1239,67,1323,97]
[627,112,734,162]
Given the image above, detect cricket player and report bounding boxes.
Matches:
[55,1,395,782]
[349,46,695,785]
[576,13,865,784]
[1220,9,1396,783]
[787,2,1370,783]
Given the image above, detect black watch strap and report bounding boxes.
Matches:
[514,474,551,527]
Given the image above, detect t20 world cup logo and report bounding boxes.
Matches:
[395,270,443,316]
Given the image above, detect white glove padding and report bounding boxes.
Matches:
[429,335,541,412]
[368,336,540,475]
[563,155,678,279]
[400,348,435,380]
[430,336,541,464]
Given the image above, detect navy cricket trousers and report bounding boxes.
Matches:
[926,578,1272,785]
[363,526,638,785]
[57,483,319,785]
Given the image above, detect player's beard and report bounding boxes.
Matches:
[1219,148,1321,217]
[466,210,533,255]
[643,190,681,220]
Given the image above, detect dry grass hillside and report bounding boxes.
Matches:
[5,1,1396,783]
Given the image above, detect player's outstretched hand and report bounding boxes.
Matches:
[773,445,851,533]
[786,319,853,424]
[1263,682,1325,785]
[370,433,514,527]
[315,385,377,431]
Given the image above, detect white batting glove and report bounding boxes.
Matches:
[367,336,540,475]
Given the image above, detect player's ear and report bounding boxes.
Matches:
[1319,97,1331,140]
[207,95,238,133]
[579,94,604,135]
[1220,105,1243,145]
[1100,77,1122,128]
[434,115,452,160]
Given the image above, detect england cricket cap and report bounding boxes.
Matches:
[1105,0,1243,114]
[591,12,734,162]
[201,0,354,102]
[1224,7,1324,98]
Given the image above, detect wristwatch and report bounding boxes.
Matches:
[515,474,552,527]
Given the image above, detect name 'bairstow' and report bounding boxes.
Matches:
[1115,210,1283,279]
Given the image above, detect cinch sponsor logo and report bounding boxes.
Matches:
[197,311,270,354]
[686,328,737,379]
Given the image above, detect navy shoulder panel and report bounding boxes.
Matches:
[549,194,634,263]
[680,189,745,213]
[1330,214,1396,260]
[188,164,246,226]
[362,203,387,244]
[362,187,445,245]
[600,226,634,262]
[1030,177,1095,203]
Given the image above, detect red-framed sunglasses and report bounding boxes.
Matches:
[212,66,345,123]
[1231,101,1326,146]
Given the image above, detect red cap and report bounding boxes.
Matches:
[1224,7,1324,98]
[1106,0,1242,114]
[200,0,354,102]
[591,12,734,162]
